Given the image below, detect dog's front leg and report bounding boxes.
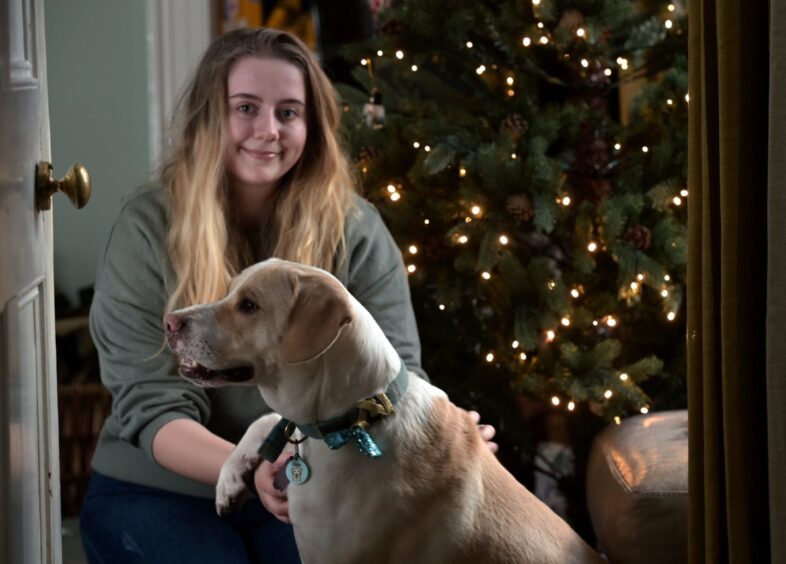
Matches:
[216,412,282,515]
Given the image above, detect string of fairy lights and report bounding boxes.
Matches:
[357,0,686,420]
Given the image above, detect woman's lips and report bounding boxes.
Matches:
[242,147,280,160]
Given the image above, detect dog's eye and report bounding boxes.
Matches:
[238,298,259,314]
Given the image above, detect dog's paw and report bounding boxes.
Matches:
[216,467,251,516]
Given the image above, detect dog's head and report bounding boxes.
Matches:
[164,259,353,388]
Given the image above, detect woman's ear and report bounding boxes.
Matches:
[280,273,353,364]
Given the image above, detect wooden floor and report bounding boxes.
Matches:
[62,517,88,564]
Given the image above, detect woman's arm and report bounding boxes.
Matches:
[153,418,291,521]
[152,419,235,485]
[90,189,212,463]
[343,199,427,379]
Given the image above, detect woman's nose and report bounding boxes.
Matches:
[254,110,279,141]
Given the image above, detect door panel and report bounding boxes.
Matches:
[1,0,44,305]
[4,280,49,564]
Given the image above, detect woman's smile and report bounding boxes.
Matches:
[241,147,281,160]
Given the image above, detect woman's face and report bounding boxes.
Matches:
[224,56,308,197]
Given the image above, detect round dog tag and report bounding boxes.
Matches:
[285,456,310,485]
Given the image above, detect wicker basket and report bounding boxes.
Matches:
[58,383,112,516]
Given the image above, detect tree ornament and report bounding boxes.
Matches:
[623,224,653,250]
[380,18,405,37]
[577,59,612,110]
[363,89,386,129]
[579,137,611,173]
[370,0,394,33]
[520,231,564,277]
[585,178,612,203]
[357,146,381,167]
[533,440,574,519]
[500,114,529,141]
[570,124,613,203]
[557,9,585,32]
[588,400,605,417]
[505,193,535,222]
[584,60,611,90]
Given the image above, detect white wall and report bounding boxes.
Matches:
[45,0,152,308]
[45,0,211,309]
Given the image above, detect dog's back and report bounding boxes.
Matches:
[392,382,599,564]
[290,375,603,564]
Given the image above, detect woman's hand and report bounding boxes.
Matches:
[253,452,291,523]
[468,410,499,454]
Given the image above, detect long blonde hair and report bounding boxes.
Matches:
[161,28,356,311]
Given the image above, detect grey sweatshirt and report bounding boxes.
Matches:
[89,184,424,498]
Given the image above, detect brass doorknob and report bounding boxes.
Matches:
[35,161,92,211]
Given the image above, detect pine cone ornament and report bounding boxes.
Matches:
[588,400,605,417]
[558,9,585,32]
[585,178,612,202]
[569,123,614,203]
[586,137,611,172]
[356,146,380,167]
[598,28,613,46]
[380,18,405,36]
[505,193,535,222]
[623,224,653,250]
[500,114,529,141]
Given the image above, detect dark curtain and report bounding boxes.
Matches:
[766,0,786,562]
[687,0,782,562]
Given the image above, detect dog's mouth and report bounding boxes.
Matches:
[178,358,254,385]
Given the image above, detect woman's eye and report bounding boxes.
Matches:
[236,103,255,114]
[279,108,297,119]
[238,299,259,314]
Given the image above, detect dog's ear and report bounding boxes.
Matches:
[280,273,353,364]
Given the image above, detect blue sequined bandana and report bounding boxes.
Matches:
[324,426,383,458]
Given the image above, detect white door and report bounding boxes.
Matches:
[0,0,88,562]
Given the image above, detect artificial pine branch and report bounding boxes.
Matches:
[339,0,688,430]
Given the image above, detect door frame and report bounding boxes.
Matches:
[146,0,212,170]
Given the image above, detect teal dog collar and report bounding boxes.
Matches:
[258,361,409,462]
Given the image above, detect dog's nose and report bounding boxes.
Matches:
[164,313,185,334]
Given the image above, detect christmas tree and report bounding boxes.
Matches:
[337,0,688,488]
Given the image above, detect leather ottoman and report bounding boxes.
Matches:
[586,409,688,564]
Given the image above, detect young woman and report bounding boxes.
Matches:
[80,27,495,563]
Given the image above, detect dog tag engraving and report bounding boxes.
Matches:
[285,455,310,485]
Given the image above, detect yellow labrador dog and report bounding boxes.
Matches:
[165,259,603,564]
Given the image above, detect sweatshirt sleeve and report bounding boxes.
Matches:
[89,189,211,461]
[344,198,429,380]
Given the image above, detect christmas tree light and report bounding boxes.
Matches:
[339,0,687,430]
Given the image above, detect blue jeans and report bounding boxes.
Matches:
[79,472,300,564]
